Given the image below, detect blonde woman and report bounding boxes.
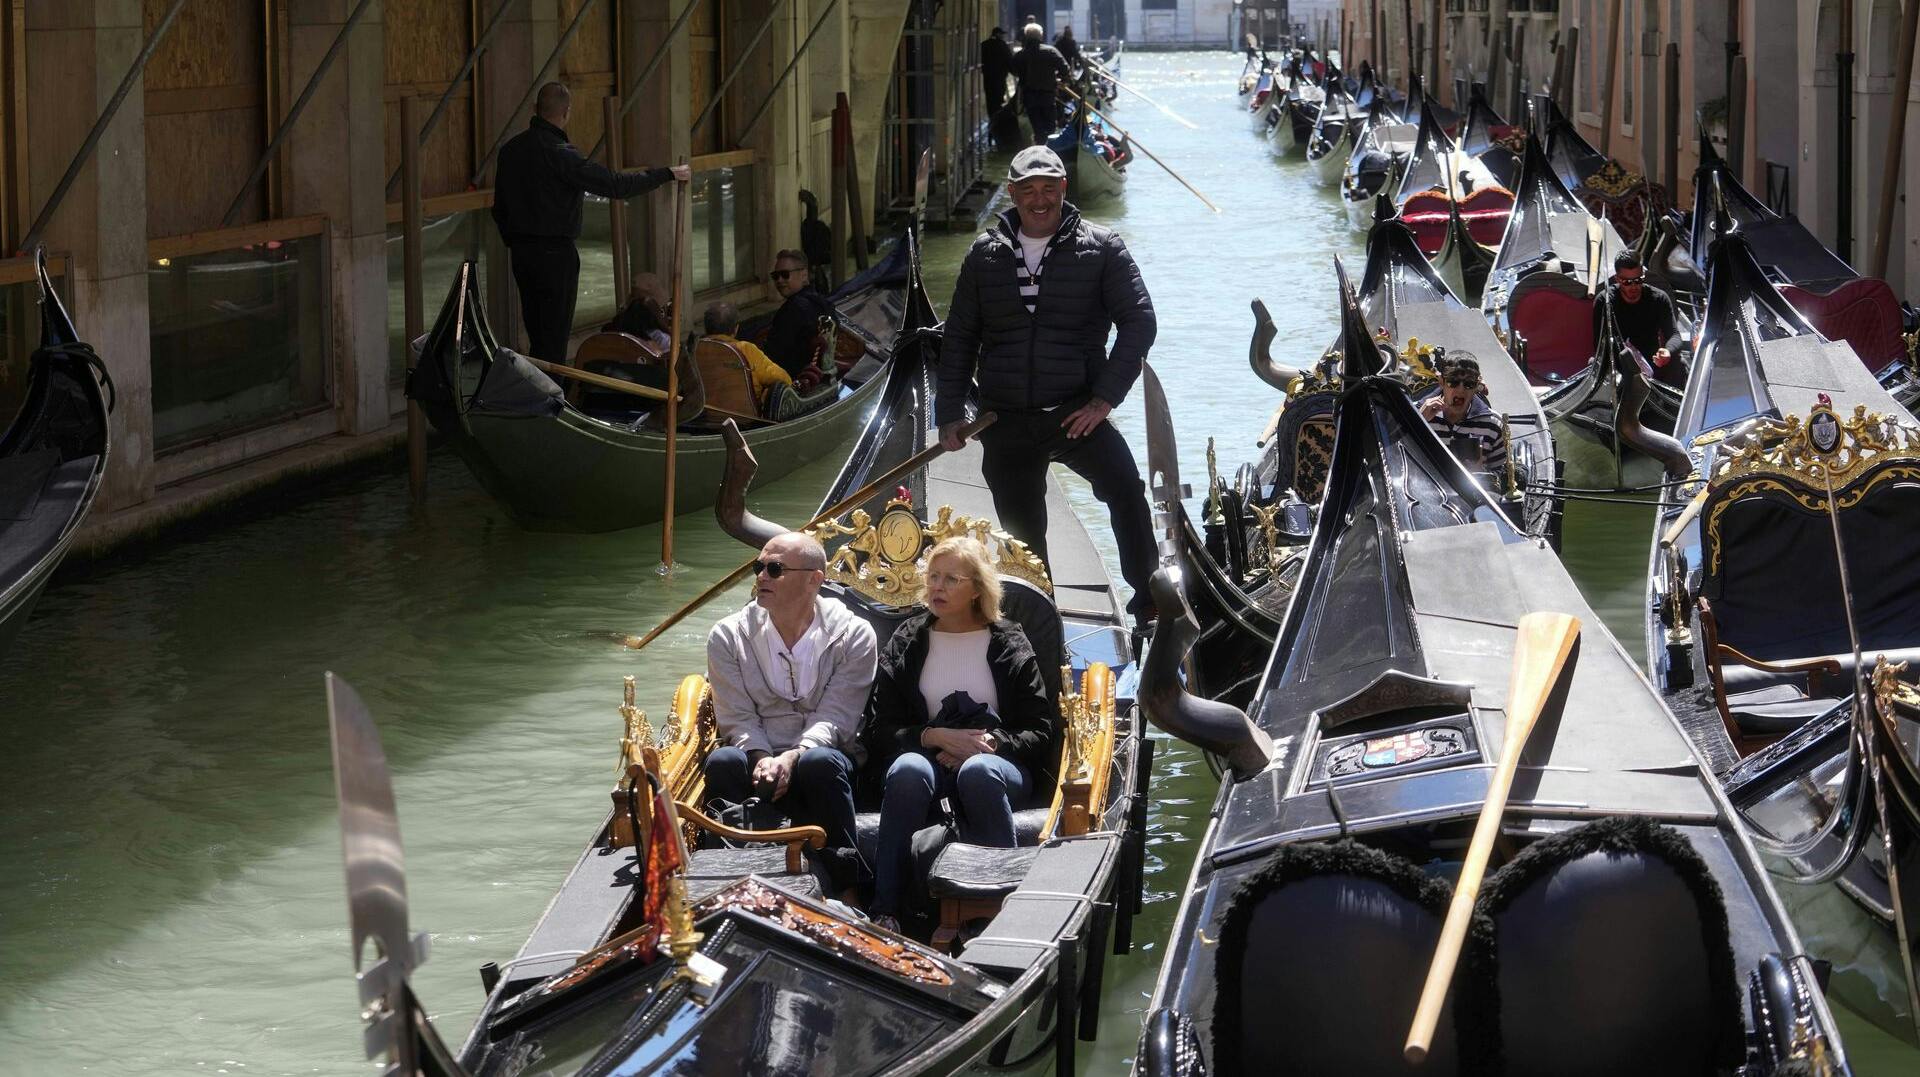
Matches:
[862,537,1058,933]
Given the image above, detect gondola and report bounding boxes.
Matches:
[321,250,1156,1076]
[1130,256,1857,1077]
[1047,100,1128,204]
[1341,104,1417,231]
[1394,98,1512,302]
[1456,82,1519,189]
[406,233,916,533]
[1689,135,1911,377]
[1646,227,1920,1047]
[1175,222,1559,710]
[1245,66,1279,132]
[1540,94,1669,244]
[1273,63,1326,154]
[1304,78,1364,186]
[0,251,112,653]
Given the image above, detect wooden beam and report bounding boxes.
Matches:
[1600,0,1623,154]
[147,213,328,261]
[1870,0,1920,278]
[605,95,631,306]
[404,95,428,504]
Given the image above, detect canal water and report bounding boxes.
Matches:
[1,51,1912,1076]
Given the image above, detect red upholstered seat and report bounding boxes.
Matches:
[1460,187,1515,247]
[1399,190,1452,255]
[1781,278,1905,371]
[1508,279,1595,383]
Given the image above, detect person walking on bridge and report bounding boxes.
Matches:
[935,146,1158,628]
[492,82,689,364]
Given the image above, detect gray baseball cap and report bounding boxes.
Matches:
[1008,146,1068,183]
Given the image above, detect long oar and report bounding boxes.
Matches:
[1062,88,1220,214]
[1404,611,1581,1065]
[526,356,761,425]
[1081,59,1199,130]
[661,165,691,574]
[623,412,997,652]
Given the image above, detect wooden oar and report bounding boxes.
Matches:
[661,160,691,574]
[526,356,761,425]
[622,412,998,652]
[1080,58,1199,130]
[1404,611,1581,1065]
[1061,88,1221,214]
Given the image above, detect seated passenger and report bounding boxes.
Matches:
[762,249,837,381]
[705,531,877,866]
[863,537,1058,934]
[1420,356,1508,475]
[701,302,793,410]
[604,272,673,354]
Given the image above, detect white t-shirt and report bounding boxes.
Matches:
[758,601,826,702]
[1015,230,1051,313]
[919,628,999,722]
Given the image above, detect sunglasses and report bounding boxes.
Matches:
[752,560,795,579]
[1444,376,1478,389]
[768,269,801,282]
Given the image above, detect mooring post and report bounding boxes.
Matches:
[1870,0,1920,277]
[1839,0,1855,263]
[1663,42,1681,198]
[1600,0,1622,155]
[403,95,427,504]
[605,95,631,306]
[840,93,870,271]
[830,98,849,286]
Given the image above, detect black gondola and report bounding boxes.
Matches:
[1132,258,1855,1077]
[1647,227,1920,1047]
[1304,73,1364,186]
[1688,135,1910,377]
[0,252,112,653]
[320,250,1156,1075]
[1539,93,1668,245]
[1177,225,1558,710]
[1456,82,1519,189]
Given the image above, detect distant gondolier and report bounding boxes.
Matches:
[1054,25,1083,70]
[1010,23,1070,144]
[1592,252,1685,387]
[980,27,1014,115]
[936,146,1158,627]
[491,82,689,364]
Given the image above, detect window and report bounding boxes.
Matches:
[692,164,758,293]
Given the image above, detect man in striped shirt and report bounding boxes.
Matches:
[1420,356,1507,474]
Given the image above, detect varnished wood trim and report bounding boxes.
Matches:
[692,149,756,170]
[148,214,328,261]
[383,187,493,225]
[0,251,65,286]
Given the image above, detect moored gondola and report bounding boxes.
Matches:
[1132,258,1856,1077]
[1538,93,1669,245]
[1394,97,1511,264]
[0,252,113,654]
[320,287,1155,1074]
[1456,82,1520,189]
[1304,80,1364,186]
[406,229,918,533]
[1047,100,1128,204]
[1647,227,1920,1047]
[1341,105,1418,231]
[1174,222,1558,709]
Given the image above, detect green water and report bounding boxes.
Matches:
[1,51,1913,1076]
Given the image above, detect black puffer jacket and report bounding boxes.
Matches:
[935,204,1155,426]
[1012,43,1072,96]
[492,116,673,244]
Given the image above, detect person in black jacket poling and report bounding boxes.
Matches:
[491,82,689,365]
[980,27,1015,115]
[1009,23,1071,144]
[1591,251,1687,387]
[936,146,1158,627]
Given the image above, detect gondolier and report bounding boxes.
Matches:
[1591,252,1685,386]
[936,145,1158,626]
[491,82,689,364]
[1010,23,1070,144]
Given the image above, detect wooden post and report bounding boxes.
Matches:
[1600,0,1623,154]
[1871,0,1920,278]
[1664,42,1681,199]
[1839,0,1856,263]
[830,97,848,286]
[1511,21,1528,122]
[1557,26,1579,118]
[1343,18,1353,68]
[1728,54,1747,183]
[660,160,689,573]
[1488,19,1506,106]
[403,96,428,504]
[840,92,870,271]
[1429,0,1443,101]
[604,95,630,309]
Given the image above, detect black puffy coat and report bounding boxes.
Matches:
[492,116,672,244]
[935,204,1155,426]
[1011,43,1071,96]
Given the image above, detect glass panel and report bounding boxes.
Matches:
[149,232,329,451]
[387,208,494,381]
[575,194,621,332]
[691,165,757,294]
[0,272,58,432]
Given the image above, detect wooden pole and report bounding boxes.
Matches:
[1063,89,1222,211]
[1557,25,1578,118]
[840,92,870,271]
[403,95,428,504]
[1840,0,1856,263]
[1511,20,1528,122]
[1429,0,1443,102]
[1871,0,1920,278]
[1600,0,1623,155]
[1487,19,1505,106]
[1663,41,1681,199]
[1728,53,1748,183]
[604,96,631,307]
[830,97,848,287]
[660,162,690,573]
[527,356,760,424]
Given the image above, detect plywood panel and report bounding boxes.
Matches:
[558,0,615,77]
[385,91,473,200]
[691,44,719,156]
[144,0,260,92]
[384,1,467,85]
[146,107,264,236]
[563,74,616,158]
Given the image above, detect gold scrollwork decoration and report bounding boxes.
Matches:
[806,498,1053,605]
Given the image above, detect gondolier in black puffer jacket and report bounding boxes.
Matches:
[937,145,1158,626]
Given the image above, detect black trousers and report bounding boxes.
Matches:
[979,409,1157,618]
[985,70,1010,114]
[1023,92,1058,145]
[509,240,580,365]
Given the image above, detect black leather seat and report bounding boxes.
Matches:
[925,842,1041,903]
[684,846,826,904]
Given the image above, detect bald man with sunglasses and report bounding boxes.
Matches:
[705,532,877,858]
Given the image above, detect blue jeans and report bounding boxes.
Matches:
[872,751,1032,917]
[704,745,858,851]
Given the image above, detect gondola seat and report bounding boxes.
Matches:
[1460,816,1743,1077]
[1212,841,1461,1077]
[1506,272,1595,382]
[693,337,760,418]
[1781,278,1905,371]
[683,844,825,904]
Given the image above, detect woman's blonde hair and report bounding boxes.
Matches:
[923,536,1002,622]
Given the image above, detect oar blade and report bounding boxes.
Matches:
[1505,611,1582,747]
